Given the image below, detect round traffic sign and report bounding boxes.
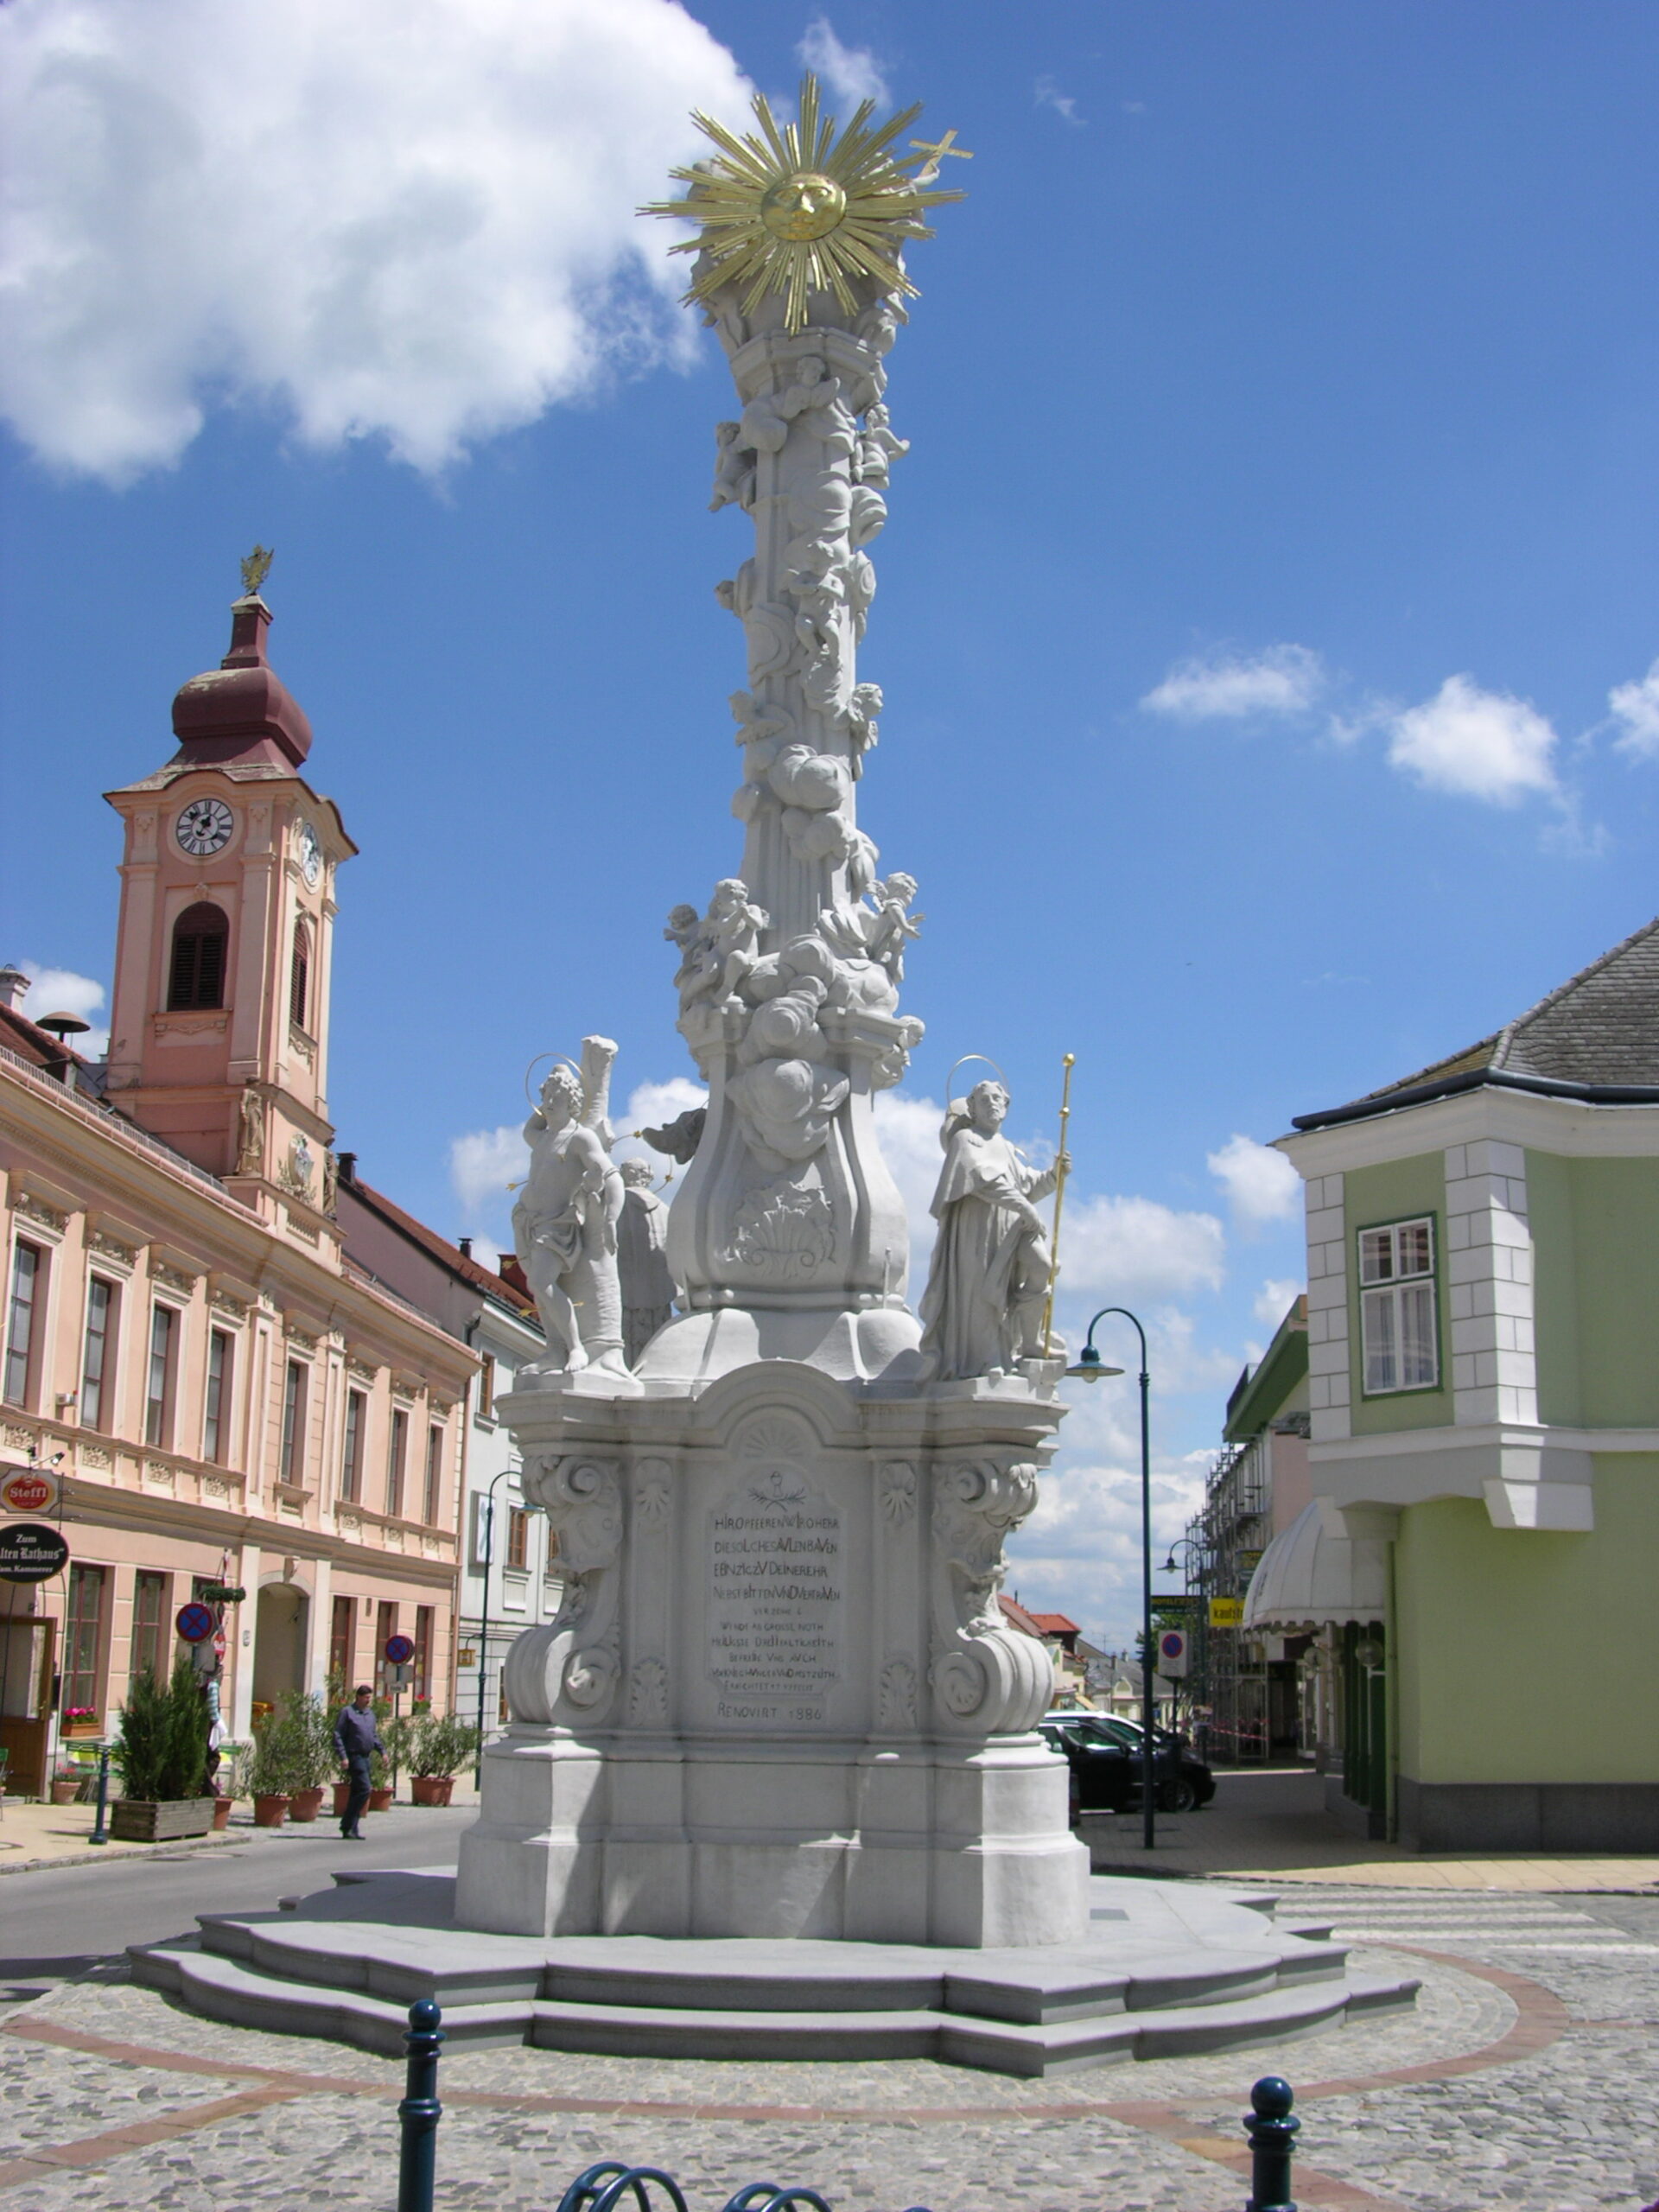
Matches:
[0,1522,69,1583]
[0,1466,58,1516]
[175,1601,215,1644]
[384,1632,416,1665]
[1160,1630,1185,1659]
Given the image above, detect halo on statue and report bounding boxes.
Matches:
[944,1052,1007,1100]
[523,1052,583,1109]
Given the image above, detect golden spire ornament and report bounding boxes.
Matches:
[642,74,969,334]
[239,544,274,597]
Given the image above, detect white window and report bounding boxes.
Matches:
[1358,1217,1439,1394]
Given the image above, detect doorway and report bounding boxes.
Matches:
[252,1583,308,1715]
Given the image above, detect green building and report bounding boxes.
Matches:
[1246,918,1659,1851]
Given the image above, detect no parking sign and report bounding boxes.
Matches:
[1156,1628,1189,1679]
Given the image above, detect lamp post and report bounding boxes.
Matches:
[1065,1307,1157,1850]
[473,1468,515,1786]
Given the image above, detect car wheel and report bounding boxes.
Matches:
[1158,1775,1198,1814]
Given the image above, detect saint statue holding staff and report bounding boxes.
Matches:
[918,1079,1068,1381]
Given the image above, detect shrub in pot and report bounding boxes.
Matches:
[50,1766,82,1807]
[408,1713,482,1804]
[109,1660,216,1841]
[276,1689,336,1821]
[246,1708,297,1826]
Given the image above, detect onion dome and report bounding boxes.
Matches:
[170,593,313,769]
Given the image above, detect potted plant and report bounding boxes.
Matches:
[247,1709,296,1826]
[212,1742,249,1829]
[367,1744,394,1813]
[407,1713,481,1805]
[50,1764,84,1806]
[277,1690,336,1821]
[62,1704,101,1738]
[108,1660,217,1842]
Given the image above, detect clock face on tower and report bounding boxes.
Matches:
[297,822,322,888]
[175,797,233,856]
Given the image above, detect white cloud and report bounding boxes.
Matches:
[1253,1276,1304,1329]
[1385,674,1558,804]
[468,1233,503,1274]
[1034,77,1084,126]
[1057,1194,1225,1300]
[0,0,748,480]
[871,1089,945,1289]
[449,1124,529,1221]
[1141,644,1325,721]
[1206,1132,1300,1228]
[797,19,888,108]
[1007,1451,1211,1646]
[1609,659,1659,761]
[16,962,109,1055]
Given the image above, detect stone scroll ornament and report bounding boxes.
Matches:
[505,1457,624,1726]
[641,82,968,1311]
[928,1459,1054,1734]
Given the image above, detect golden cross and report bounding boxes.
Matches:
[909,129,973,183]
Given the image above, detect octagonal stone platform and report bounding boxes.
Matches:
[130,1866,1418,2079]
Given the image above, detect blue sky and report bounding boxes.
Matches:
[3,2,1656,1643]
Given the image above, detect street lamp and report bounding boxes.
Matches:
[473,1467,517,1785]
[1065,1306,1158,1850]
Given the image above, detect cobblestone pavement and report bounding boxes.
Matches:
[0,1885,1655,2211]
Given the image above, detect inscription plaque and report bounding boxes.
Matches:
[708,1468,842,1722]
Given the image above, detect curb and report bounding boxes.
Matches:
[0,1828,257,1878]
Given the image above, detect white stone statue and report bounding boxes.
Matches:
[513,1051,626,1376]
[918,1080,1068,1381]
[618,1160,677,1367]
[675,879,769,1014]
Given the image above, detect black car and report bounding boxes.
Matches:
[1038,1712,1216,1816]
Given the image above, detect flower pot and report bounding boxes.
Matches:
[51,1778,82,1806]
[333,1781,353,1816]
[410,1776,454,1807]
[251,1793,290,1827]
[110,1797,219,1843]
[289,1787,326,1822]
[62,1719,101,1739]
[367,1786,393,1813]
[212,1796,234,1831]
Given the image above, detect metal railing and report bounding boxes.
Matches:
[395,2002,1300,2212]
[0,1045,234,1198]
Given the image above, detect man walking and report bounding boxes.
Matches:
[334,1683,385,1840]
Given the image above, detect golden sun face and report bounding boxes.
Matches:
[642,75,968,334]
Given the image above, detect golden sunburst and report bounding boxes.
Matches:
[641,75,969,334]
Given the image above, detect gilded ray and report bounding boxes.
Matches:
[641,74,967,334]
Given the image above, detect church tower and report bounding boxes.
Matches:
[103,563,356,1224]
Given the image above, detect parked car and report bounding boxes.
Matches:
[1038,1712,1216,1816]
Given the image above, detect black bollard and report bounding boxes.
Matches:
[87,1748,111,1846]
[1243,2075,1298,2212]
[397,1998,445,2212]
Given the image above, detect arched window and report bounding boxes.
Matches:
[167,902,229,1011]
[289,918,311,1031]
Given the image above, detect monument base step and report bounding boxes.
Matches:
[129,1869,1418,2080]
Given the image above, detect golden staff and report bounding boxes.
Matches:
[1041,1052,1075,1357]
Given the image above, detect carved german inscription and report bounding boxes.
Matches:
[709,1468,842,1722]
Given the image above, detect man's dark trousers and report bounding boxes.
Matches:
[341,1754,372,1837]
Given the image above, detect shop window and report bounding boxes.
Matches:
[168,902,229,1012]
[63,1563,107,1717]
[131,1569,168,1684]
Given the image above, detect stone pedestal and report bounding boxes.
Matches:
[455,1360,1087,1944]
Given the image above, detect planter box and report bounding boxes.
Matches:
[289,1787,326,1822]
[367,1786,393,1812]
[109,1797,218,1843]
[251,1794,289,1827]
[410,1776,454,1807]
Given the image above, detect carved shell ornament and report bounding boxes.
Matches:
[640,76,969,334]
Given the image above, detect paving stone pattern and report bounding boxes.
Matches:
[1,1885,1656,2211]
